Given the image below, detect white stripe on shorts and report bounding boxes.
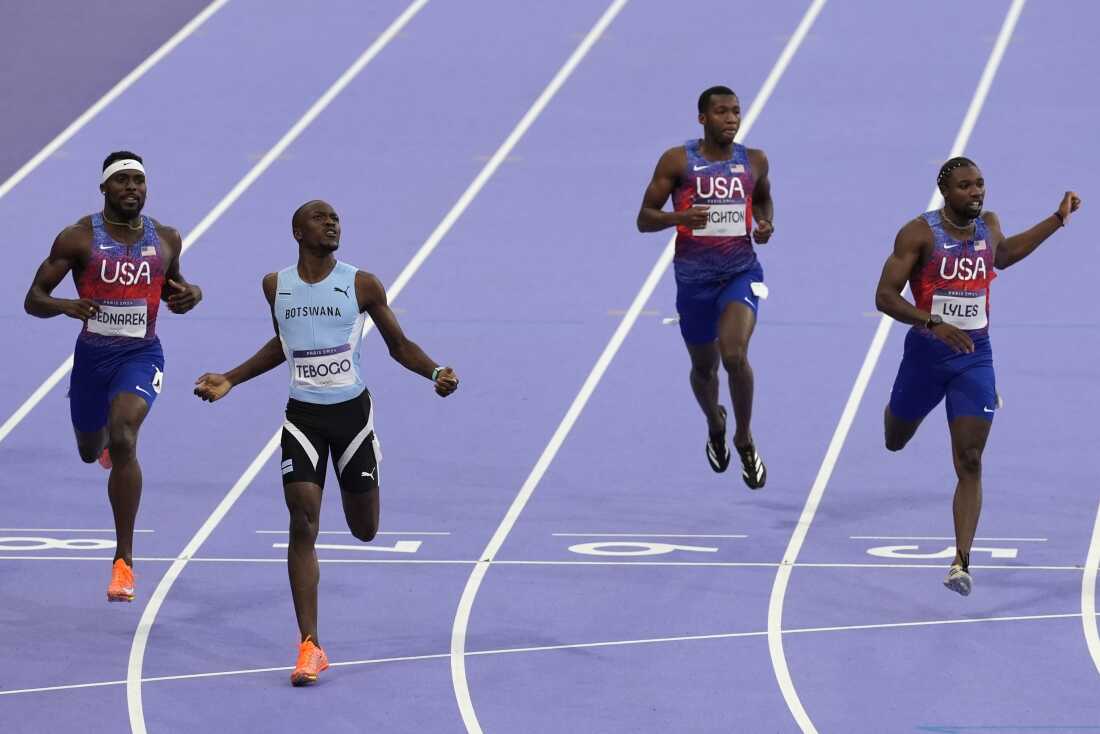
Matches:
[335,402,376,477]
[282,419,319,470]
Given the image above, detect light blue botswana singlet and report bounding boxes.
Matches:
[274,261,366,405]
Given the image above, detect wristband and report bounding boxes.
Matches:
[431,366,442,381]
[1054,211,1065,227]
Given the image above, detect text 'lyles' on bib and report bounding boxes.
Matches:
[86,298,148,338]
[931,290,987,331]
[693,203,747,238]
[292,343,356,389]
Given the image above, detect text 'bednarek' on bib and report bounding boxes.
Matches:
[86,299,149,338]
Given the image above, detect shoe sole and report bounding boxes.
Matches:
[706,444,730,473]
[107,593,135,603]
[943,576,972,596]
[290,663,328,687]
[743,464,766,490]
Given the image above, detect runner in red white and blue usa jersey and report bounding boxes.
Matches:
[875,156,1081,597]
[24,150,203,603]
[637,85,775,489]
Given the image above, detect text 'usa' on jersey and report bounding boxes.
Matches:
[275,261,367,405]
[911,210,997,334]
[672,140,757,283]
[77,214,165,345]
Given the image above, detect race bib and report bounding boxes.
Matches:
[292,344,356,389]
[86,299,147,338]
[692,203,747,237]
[931,290,987,330]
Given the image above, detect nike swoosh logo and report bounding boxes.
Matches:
[693,164,711,171]
[944,243,960,249]
[98,244,117,250]
[983,407,995,413]
[135,386,150,396]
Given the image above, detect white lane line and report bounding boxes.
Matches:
[0,0,441,448]
[552,533,748,538]
[448,2,826,732]
[1082,500,1100,675]
[0,556,1083,571]
[124,3,432,732]
[765,2,1028,732]
[8,609,1088,699]
[254,530,451,535]
[0,528,153,533]
[0,0,230,202]
[850,535,1047,542]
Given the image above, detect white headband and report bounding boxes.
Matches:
[101,159,146,184]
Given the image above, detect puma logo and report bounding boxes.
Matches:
[361,468,377,480]
[334,286,350,298]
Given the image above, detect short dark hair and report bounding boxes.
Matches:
[937,156,977,190]
[102,150,143,171]
[292,200,325,230]
[698,85,737,114]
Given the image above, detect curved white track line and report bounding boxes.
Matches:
[765,2,1028,731]
[448,1,827,731]
[124,2,431,731]
[1081,501,1100,674]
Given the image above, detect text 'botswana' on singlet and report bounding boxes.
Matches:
[77,214,165,345]
[910,210,997,335]
[275,261,366,405]
[672,140,757,283]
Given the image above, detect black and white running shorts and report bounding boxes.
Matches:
[280,389,381,494]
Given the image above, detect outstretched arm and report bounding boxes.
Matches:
[749,148,774,244]
[358,271,458,397]
[194,273,285,402]
[24,226,98,320]
[875,218,974,354]
[991,191,1081,269]
[636,147,708,233]
[158,225,203,314]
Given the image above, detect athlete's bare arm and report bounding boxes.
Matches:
[988,191,1081,269]
[875,218,974,354]
[636,146,708,232]
[194,273,286,403]
[24,222,99,320]
[356,271,458,397]
[155,223,203,314]
[748,148,774,244]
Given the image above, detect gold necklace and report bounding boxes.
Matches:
[102,213,143,231]
[940,208,974,232]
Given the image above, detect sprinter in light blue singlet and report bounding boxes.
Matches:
[194,200,459,686]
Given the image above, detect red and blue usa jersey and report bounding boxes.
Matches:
[911,210,996,334]
[672,140,757,283]
[77,214,165,345]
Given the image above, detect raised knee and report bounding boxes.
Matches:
[350,525,377,543]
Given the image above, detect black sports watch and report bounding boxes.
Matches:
[925,314,944,330]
